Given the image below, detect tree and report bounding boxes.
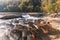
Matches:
[18,0,41,12]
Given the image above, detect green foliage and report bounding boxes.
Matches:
[0,0,60,12]
[18,0,41,12]
[18,0,60,13]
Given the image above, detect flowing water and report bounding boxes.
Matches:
[0,12,60,40]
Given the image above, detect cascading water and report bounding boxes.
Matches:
[0,19,29,40]
[0,19,18,40]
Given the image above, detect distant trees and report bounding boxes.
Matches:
[41,0,60,14]
[0,0,60,13]
[0,0,21,12]
[18,0,41,12]
[12,0,60,13]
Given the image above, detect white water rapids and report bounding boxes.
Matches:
[0,13,60,40]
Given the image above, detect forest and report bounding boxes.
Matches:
[0,0,60,13]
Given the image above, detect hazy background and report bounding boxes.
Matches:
[0,0,21,12]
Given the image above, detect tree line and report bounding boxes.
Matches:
[18,0,60,13]
[0,0,60,13]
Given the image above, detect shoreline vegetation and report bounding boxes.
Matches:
[0,0,60,13]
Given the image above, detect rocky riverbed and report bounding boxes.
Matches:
[0,13,60,40]
[43,16,60,40]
